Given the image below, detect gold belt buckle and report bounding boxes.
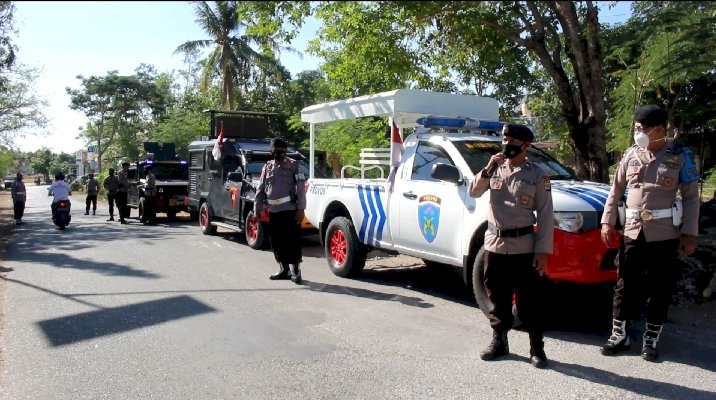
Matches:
[640,210,653,221]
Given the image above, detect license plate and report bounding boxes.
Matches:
[169,199,177,206]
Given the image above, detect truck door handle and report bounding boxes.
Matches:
[402,191,417,200]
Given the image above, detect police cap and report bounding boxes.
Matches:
[502,123,534,142]
[270,137,288,149]
[634,104,668,127]
[144,164,154,170]
[121,161,130,167]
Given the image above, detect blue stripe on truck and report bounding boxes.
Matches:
[357,185,387,246]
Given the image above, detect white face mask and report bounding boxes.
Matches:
[634,131,650,148]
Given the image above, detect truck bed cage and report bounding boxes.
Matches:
[300,89,501,179]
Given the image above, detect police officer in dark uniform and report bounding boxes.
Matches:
[600,104,700,361]
[254,138,307,283]
[117,161,130,224]
[469,123,554,369]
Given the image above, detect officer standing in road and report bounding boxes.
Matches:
[600,104,700,362]
[85,172,99,215]
[142,164,157,225]
[11,172,26,225]
[117,162,130,224]
[103,168,118,221]
[254,137,307,284]
[469,123,554,369]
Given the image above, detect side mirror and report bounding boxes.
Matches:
[227,171,243,182]
[431,163,461,184]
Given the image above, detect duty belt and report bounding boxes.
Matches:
[488,223,535,238]
[625,208,672,221]
[267,195,292,206]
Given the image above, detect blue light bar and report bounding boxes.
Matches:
[416,117,504,131]
[180,160,187,165]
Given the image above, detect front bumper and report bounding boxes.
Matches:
[545,229,619,284]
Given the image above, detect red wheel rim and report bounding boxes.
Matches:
[247,215,257,240]
[330,230,347,264]
[200,208,208,228]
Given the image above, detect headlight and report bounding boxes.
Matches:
[554,212,584,233]
[158,187,164,193]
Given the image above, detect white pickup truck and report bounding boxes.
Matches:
[301,90,620,311]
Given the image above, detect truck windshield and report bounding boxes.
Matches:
[151,164,188,180]
[453,140,577,180]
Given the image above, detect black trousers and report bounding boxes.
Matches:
[143,195,156,223]
[116,192,129,219]
[268,210,302,265]
[484,251,546,334]
[86,195,97,212]
[107,194,116,217]
[13,200,25,220]
[612,232,680,325]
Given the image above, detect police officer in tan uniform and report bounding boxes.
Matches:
[142,165,157,225]
[469,123,554,369]
[117,162,130,224]
[255,138,307,284]
[600,104,700,362]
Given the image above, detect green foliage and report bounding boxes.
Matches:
[313,118,388,176]
[0,64,49,147]
[704,166,716,185]
[152,109,210,159]
[29,148,53,180]
[0,145,14,175]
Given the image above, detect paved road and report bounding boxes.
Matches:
[1,185,715,399]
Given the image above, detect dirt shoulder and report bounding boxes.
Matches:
[0,190,14,384]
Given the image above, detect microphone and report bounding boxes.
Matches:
[485,162,498,177]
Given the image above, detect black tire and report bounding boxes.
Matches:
[245,210,265,249]
[324,217,367,278]
[189,211,199,221]
[199,202,217,235]
[138,198,145,222]
[472,246,521,327]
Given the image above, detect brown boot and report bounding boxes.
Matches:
[480,329,509,361]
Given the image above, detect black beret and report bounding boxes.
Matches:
[502,123,534,142]
[121,162,130,166]
[271,137,288,148]
[634,104,668,127]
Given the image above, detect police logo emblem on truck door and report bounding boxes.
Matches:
[418,195,441,243]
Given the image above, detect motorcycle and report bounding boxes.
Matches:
[52,199,72,230]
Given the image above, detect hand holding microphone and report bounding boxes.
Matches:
[483,153,506,177]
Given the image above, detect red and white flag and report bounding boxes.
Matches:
[212,122,225,161]
[387,122,403,193]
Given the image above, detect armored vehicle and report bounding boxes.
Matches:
[187,110,322,249]
[126,142,190,221]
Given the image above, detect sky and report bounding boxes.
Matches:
[12,1,632,156]
[12,1,321,155]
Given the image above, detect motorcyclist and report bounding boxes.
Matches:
[49,172,72,220]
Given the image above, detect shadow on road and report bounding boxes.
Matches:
[300,279,434,308]
[37,295,216,347]
[549,359,716,400]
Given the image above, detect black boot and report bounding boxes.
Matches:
[529,332,548,368]
[269,263,290,280]
[290,264,302,284]
[641,323,662,362]
[602,319,631,356]
[480,329,509,361]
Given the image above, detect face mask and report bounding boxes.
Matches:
[501,143,523,159]
[272,151,286,161]
[633,132,650,149]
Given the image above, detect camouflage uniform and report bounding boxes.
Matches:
[255,153,307,282]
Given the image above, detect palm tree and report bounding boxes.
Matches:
[175,1,288,110]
